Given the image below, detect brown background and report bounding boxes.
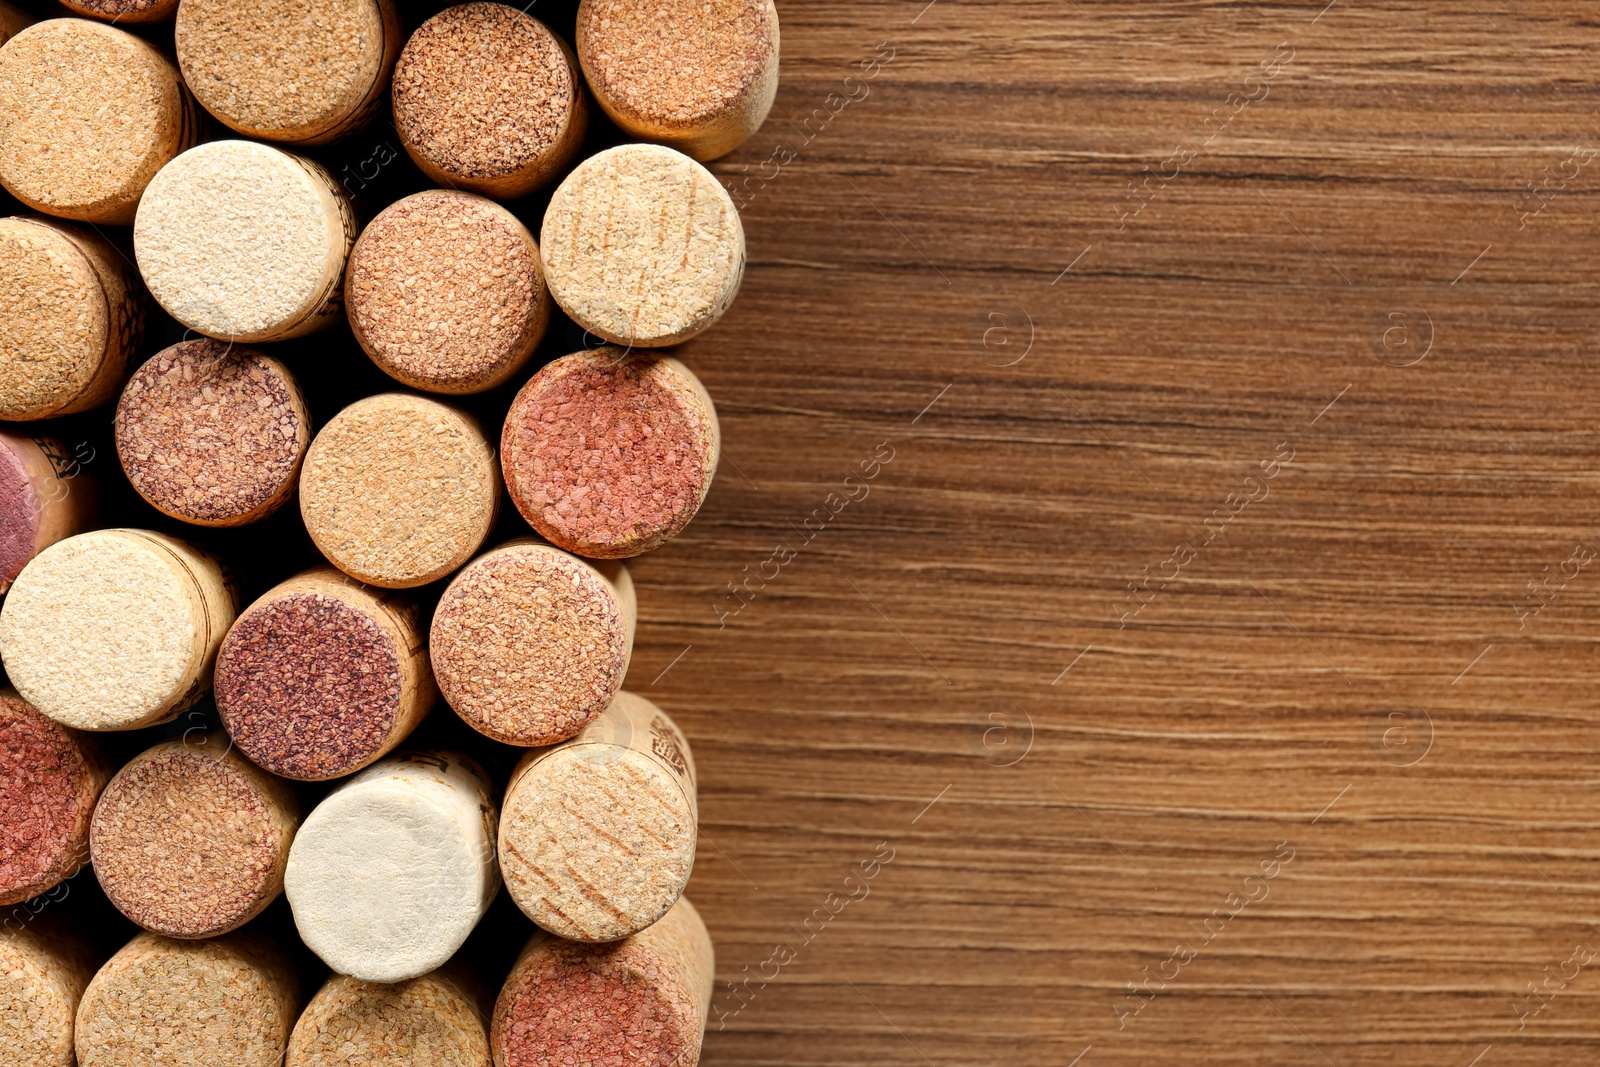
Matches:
[652,1,1600,1063]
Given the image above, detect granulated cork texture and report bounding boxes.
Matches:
[431,541,635,746]
[0,692,106,907]
[0,926,93,1067]
[89,736,299,939]
[300,394,499,588]
[286,971,490,1067]
[58,0,178,25]
[347,190,549,394]
[116,341,311,527]
[0,19,197,224]
[540,144,745,347]
[502,350,719,559]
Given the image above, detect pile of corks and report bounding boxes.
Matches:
[0,0,779,1064]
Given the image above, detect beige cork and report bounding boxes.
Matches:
[285,751,500,984]
[300,393,500,589]
[541,144,745,347]
[0,20,199,224]
[76,930,300,1067]
[0,432,99,594]
[0,529,237,732]
[577,0,779,162]
[391,3,588,200]
[89,733,299,939]
[134,140,359,343]
[492,896,714,1067]
[347,190,551,395]
[215,567,436,781]
[500,691,697,943]
[58,0,177,25]
[287,966,491,1067]
[0,1,32,43]
[115,341,312,527]
[0,923,100,1067]
[176,0,401,145]
[0,217,146,422]
[431,539,636,747]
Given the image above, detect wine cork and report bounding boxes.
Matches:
[347,190,551,395]
[500,692,697,942]
[76,931,299,1067]
[0,1,32,44]
[0,217,145,422]
[89,733,299,939]
[0,924,98,1067]
[215,567,435,781]
[0,529,237,732]
[576,0,780,162]
[541,144,745,347]
[492,896,713,1067]
[285,751,500,983]
[502,349,720,559]
[115,341,312,527]
[431,539,636,746]
[287,967,490,1067]
[58,0,177,25]
[0,433,97,594]
[300,394,500,588]
[134,140,358,343]
[391,3,587,200]
[175,0,401,145]
[0,20,199,224]
[0,691,108,907]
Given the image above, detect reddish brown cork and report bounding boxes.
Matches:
[0,432,98,594]
[57,0,177,24]
[502,349,720,559]
[215,568,435,781]
[0,690,108,907]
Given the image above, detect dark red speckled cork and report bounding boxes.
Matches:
[0,689,108,907]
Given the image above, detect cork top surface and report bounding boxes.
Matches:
[0,693,99,907]
[0,435,41,584]
[61,0,174,21]
[431,543,631,746]
[287,972,490,1067]
[540,144,745,346]
[116,341,310,525]
[502,350,717,559]
[0,219,109,421]
[299,393,498,588]
[391,3,577,181]
[176,0,386,140]
[0,930,79,1067]
[347,190,546,394]
[0,19,184,220]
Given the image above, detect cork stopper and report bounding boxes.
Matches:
[115,341,311,527]
[0,432,98,594]
[285,751,500,983]
[0,924,98,1067]
[215,567,435,781]
[175,0,401,145]
[76,931,300,1067]
[0,1,33,44]
[287,968,491,1067]
[431,539,636,746]
[492,896,714,1067]
[346,190,551,394]
[0,690,108,907]
[0,529,237,732]
[577,0,780,161]
[391,3,588,199]
[502,349,720,559]
[89,734,299,939]
[0,20,199,224]
[300,394,500,589]
[540,144,744,347]
[58,0,178,25]
[0,217,145,421]
[134,140,358,343]
[500,692,697,942]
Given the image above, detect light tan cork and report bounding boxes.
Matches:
[89,733,300,939]
[58,0,178,25]
[431,538,636,747]
[577,0,780,161]
[0,432,99,594]
[76,931,300,1067]
[500,691,697,942]
[0,20,200,224]
[0,217,146,422]
[346,190,551,394]
[300,393,500,589]
[287,965,491,1067]
[540,143,745,347]
[285,751,500,983]
[176,0,401,145]
[0,529,237,732]
[492,896,714,1067]
[0,922,100,1067]
[134,140,359,343]
[0,1,32,43]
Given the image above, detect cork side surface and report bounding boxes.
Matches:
[0,693,102,906]
[0,219,110,422]
[0,435,41,586]
[286,971,491,1067]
